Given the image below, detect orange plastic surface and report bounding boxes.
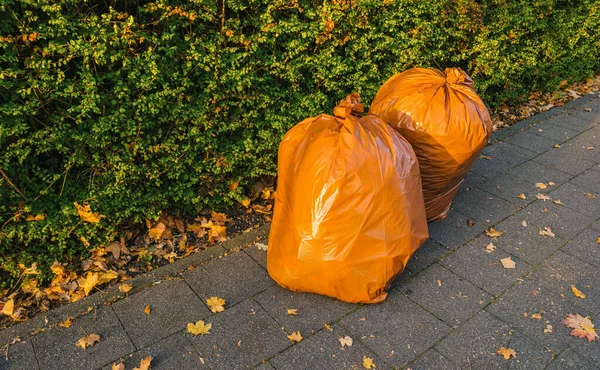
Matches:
[267,94,429,303]
[369,68,493,221]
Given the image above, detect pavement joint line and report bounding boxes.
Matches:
[109,304,138,351]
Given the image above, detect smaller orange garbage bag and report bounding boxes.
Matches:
[369,67,493,221]
[267,93,429,304]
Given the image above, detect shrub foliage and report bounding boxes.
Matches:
[1,0,599,285]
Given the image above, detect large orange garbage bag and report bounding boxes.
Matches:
[369,68,493,221]
[267,93,428,304]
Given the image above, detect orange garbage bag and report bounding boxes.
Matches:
[267,93,429,304]
[369,67,493,221]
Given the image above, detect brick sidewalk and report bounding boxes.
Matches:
[2,95,599,370]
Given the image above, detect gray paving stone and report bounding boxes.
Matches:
[570,167,600,194]
[32,306,135,370]
[254,362,275,369]
[270,324,389,370]
[471,156,514,179]
[339,290,451,369]
[451,187,521,224]
[487,278,591,352]
[558,138,600,163]
[407,349,459,370]
[254,285,356,336]
[591,219,600,231]
[532,148,595,176]
[476,172,546,205]
[0,339,38,370]
[560,103,600,128]
[398,264,492,327]
[101,332,206,370]
[184,251,273,306]
[525,119,580,142]
[548,182,600,218]
[112,279,209,348]
[482,141,538,166]
[440,235,534,296]
[427,210,487,250]
[244,242,268,269]
[514,200,594,240]
[492,216,567,265]
[459,171,487,193]
[545,348,599,370]
[568,313,600,367]
[527,251,600,315]
[406,239,449,274]
[505,131,559,153]
[436,311,552,370]
[187,299,290,370]
[507,160,573,186]
[389,268,413,289]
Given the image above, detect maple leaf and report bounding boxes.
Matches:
[76,333,100,349]
[535,183,547,189]
[74,202,104,223]
[496,347,516,360]
[78,272,99,296]
[287,331,302,342]
[211,211,229,225]
[148,222,171,240]
[134,356,153,370]
[562,313,599,342]
[112,363,125,370]
[536,193,551,201]
[485,228,503,238]
[539,227,555,237]
[25,214,45,221]
[484,242,496,253]
[119,284,133,293]
[206,296,226,313]
[208,225,227,243]
[256,242,268,251]
[500,257,516,269]
[339,336,353,348]
[240,198,251,208]
[187,320,212,335]
[97,270,119,285]
[517,193,526,200]
[59,317,73,328]
[571,285,587,299]
[362,355,376,369]
[144,305,151,314]
[187,223,208,238]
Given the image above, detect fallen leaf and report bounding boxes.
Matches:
[517,193,527,200]
[324,323,333,331]
[228,181,239,190]
[148,222,171,240]
[536,193,551,201]
[480,155,492,160]
[80,236,90,247]
[79,272,99,296]
[187,320,212,335]
[539,227,555,237]
[586,193,597,198]
[133,356,152,370]
[571,285,587,299]
[584,107,592,112]
[586,146,594,150]
[544,324,553,333]
[521,220,528,227]
[59,317,73,328]
[119,284,133,293]
[287,309,298,315]
[484,242,496,253]
[26,214,45,221]
[256,242,268,251]
[554,144,561,148]
[74,202,104,223]
[436,279,442,287]
[485,228,503,238]
[562,313,599,342]
[1,299,15,317]
[206,296,226,313]
[531,313,542,320]
[535,183,547,189]
[500,257,516,269]
[553,200,564,205]
[466,219,474,227]
[287,331,302,342]
[208,225,227,243]
[496,347,516,360]
[339,336,353,348]
[144,305,151,314]
[240,198,251,208]
[76,333,100,349]
[363,355,376,369]
[261,188,271,199]
[112,363,125,370]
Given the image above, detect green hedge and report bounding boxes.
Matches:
[1,0,599,285]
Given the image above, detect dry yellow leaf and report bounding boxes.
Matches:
[78,272,99,296]
[144,305,151,314]
[548,182,556,186]
[571,285,587,299]
[287,309,298,315]
[118,284,133,293]
[59,317,73,328]
[287,331,302,342]
[26,214,45,221]
[586,193,597,198]
[97,270,119,285]
[339,335,353,348]
[521,220,528,227]
[485,228,503,238]
[133,356,153,370]
[148,222,170,240]
[240,198,251,208]
[208,224,227,243]
[112,363,125,370]
[553,199,564,205]
[531,313,542,320]
[484,242,496,253]
[496,347,516,360]
[1,299,15,317]
[324,323,333,331]
[206,296,226,313]
[517,193,526,200]
[597,237,600,244]
[256,242,268,251]
[228,181,239,190]
[74,202,104,223]
[539,227,555,238]
[76,333,100,349]
[187,320,212,335]
[362,355,376,369]
[544,324,553,333]
[536,193,551,201]
[562,313,599,342]
[535,183,547,189]
[500,257,516,269]
[80,236,90,247]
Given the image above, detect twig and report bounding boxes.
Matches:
[0,169,26,200]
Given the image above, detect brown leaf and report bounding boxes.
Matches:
[26,214,45,221]
[536,193,551,201]
[287,331,302,342]
[76,333,100,349]
[119,284,133,293]
[553,199,564,205]
[74,202,104,223]
[484,242,496,253]
[496,347,516,360]
[485,228,503,238]
[500,257,516,269]
[106,242,122,260]
[148,222,171,240]
[133,356,153,370]
[59,317,73,328]
[206,297,226,313]
[112,363,125,370]
[539,227,555,238]
[562,313,599,341]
